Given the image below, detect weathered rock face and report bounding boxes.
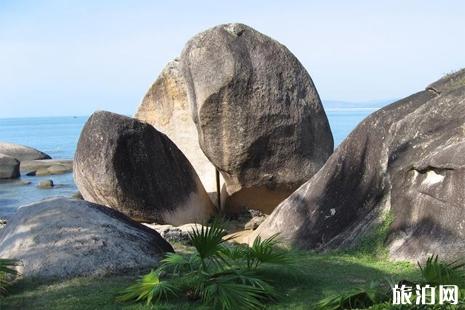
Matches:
[74,111,214,225]
[181,23,333,213]
[0,142,51,161]
[251,69,465,262]
[134,60,220,201]
[0,198,173,280]
[0,154,20,179]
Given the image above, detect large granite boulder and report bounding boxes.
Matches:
[0,142,51,161]
[135,59,220,202]
[250,69,465,262]
[181,23,333,213]
[0,153,20,179]
[0,198,173,280]
[74,111,214,225]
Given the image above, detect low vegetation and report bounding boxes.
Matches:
[0,253,417,309]
[0,222,421,309]
[317,255,465,309]
[2,219,462,309]
[6,221,463,309]
[117,221,295,309]
[0,258,19,297]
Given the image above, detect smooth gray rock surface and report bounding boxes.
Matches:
[74,111,214,225]
[251,69,465,263]
[181,23,333,213]
[0,198,173,280]
[0,153,20,179]
[0,142,51,161]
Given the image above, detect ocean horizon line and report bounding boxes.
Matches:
[0,107,383,120]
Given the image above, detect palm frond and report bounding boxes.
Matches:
[316,283,384,310]
[159,253,201,275]
[116,270,178,305]
[247,234,295,269]
[220,244,248,262]
[188,221,232,271]
[197,269,278,310]
[0,258,20,297]
[419,254,465,287]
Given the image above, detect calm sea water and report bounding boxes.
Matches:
[0,109,376,219]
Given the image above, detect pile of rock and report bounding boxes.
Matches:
[135,23,334,214]
[2,22,464,286]
[7,22,334,282]
[0,142,73,181]
[250,69,465,263]
[22,159,73,176]
[73,23,333,226]
[0,142,50,180]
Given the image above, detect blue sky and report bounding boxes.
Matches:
[0,0,464,118]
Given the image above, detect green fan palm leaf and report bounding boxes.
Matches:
[116,270,178,305]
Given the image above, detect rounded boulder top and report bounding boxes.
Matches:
[180,23,334,213]
[0,142,51,162]
[74,111,214,225]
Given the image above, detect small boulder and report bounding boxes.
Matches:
[37,179,54,189]
[74,111,214,225]
[0,198,173,280]
[0,153,20,179]
[0,142,51,161]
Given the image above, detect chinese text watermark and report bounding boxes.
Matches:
[392,284,458,305]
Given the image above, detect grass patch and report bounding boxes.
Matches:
[0,251,417,309]
[349,211,394,258]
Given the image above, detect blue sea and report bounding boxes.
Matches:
[0,109,378,219]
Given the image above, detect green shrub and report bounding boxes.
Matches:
[419,255,465,287]
[118,221,294,309]
[116,270,178,304]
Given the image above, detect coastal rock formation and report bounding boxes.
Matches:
[181,23,333,213]
[134,60,219,201]
[21,159,73,176]
[0,198,173,280]
[0,142,51,161]
[0,154,20,179]
[250,69,465,262]
[74,111,214,225]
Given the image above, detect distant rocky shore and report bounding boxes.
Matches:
[0,141,73,181]
[1,23,464,282]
